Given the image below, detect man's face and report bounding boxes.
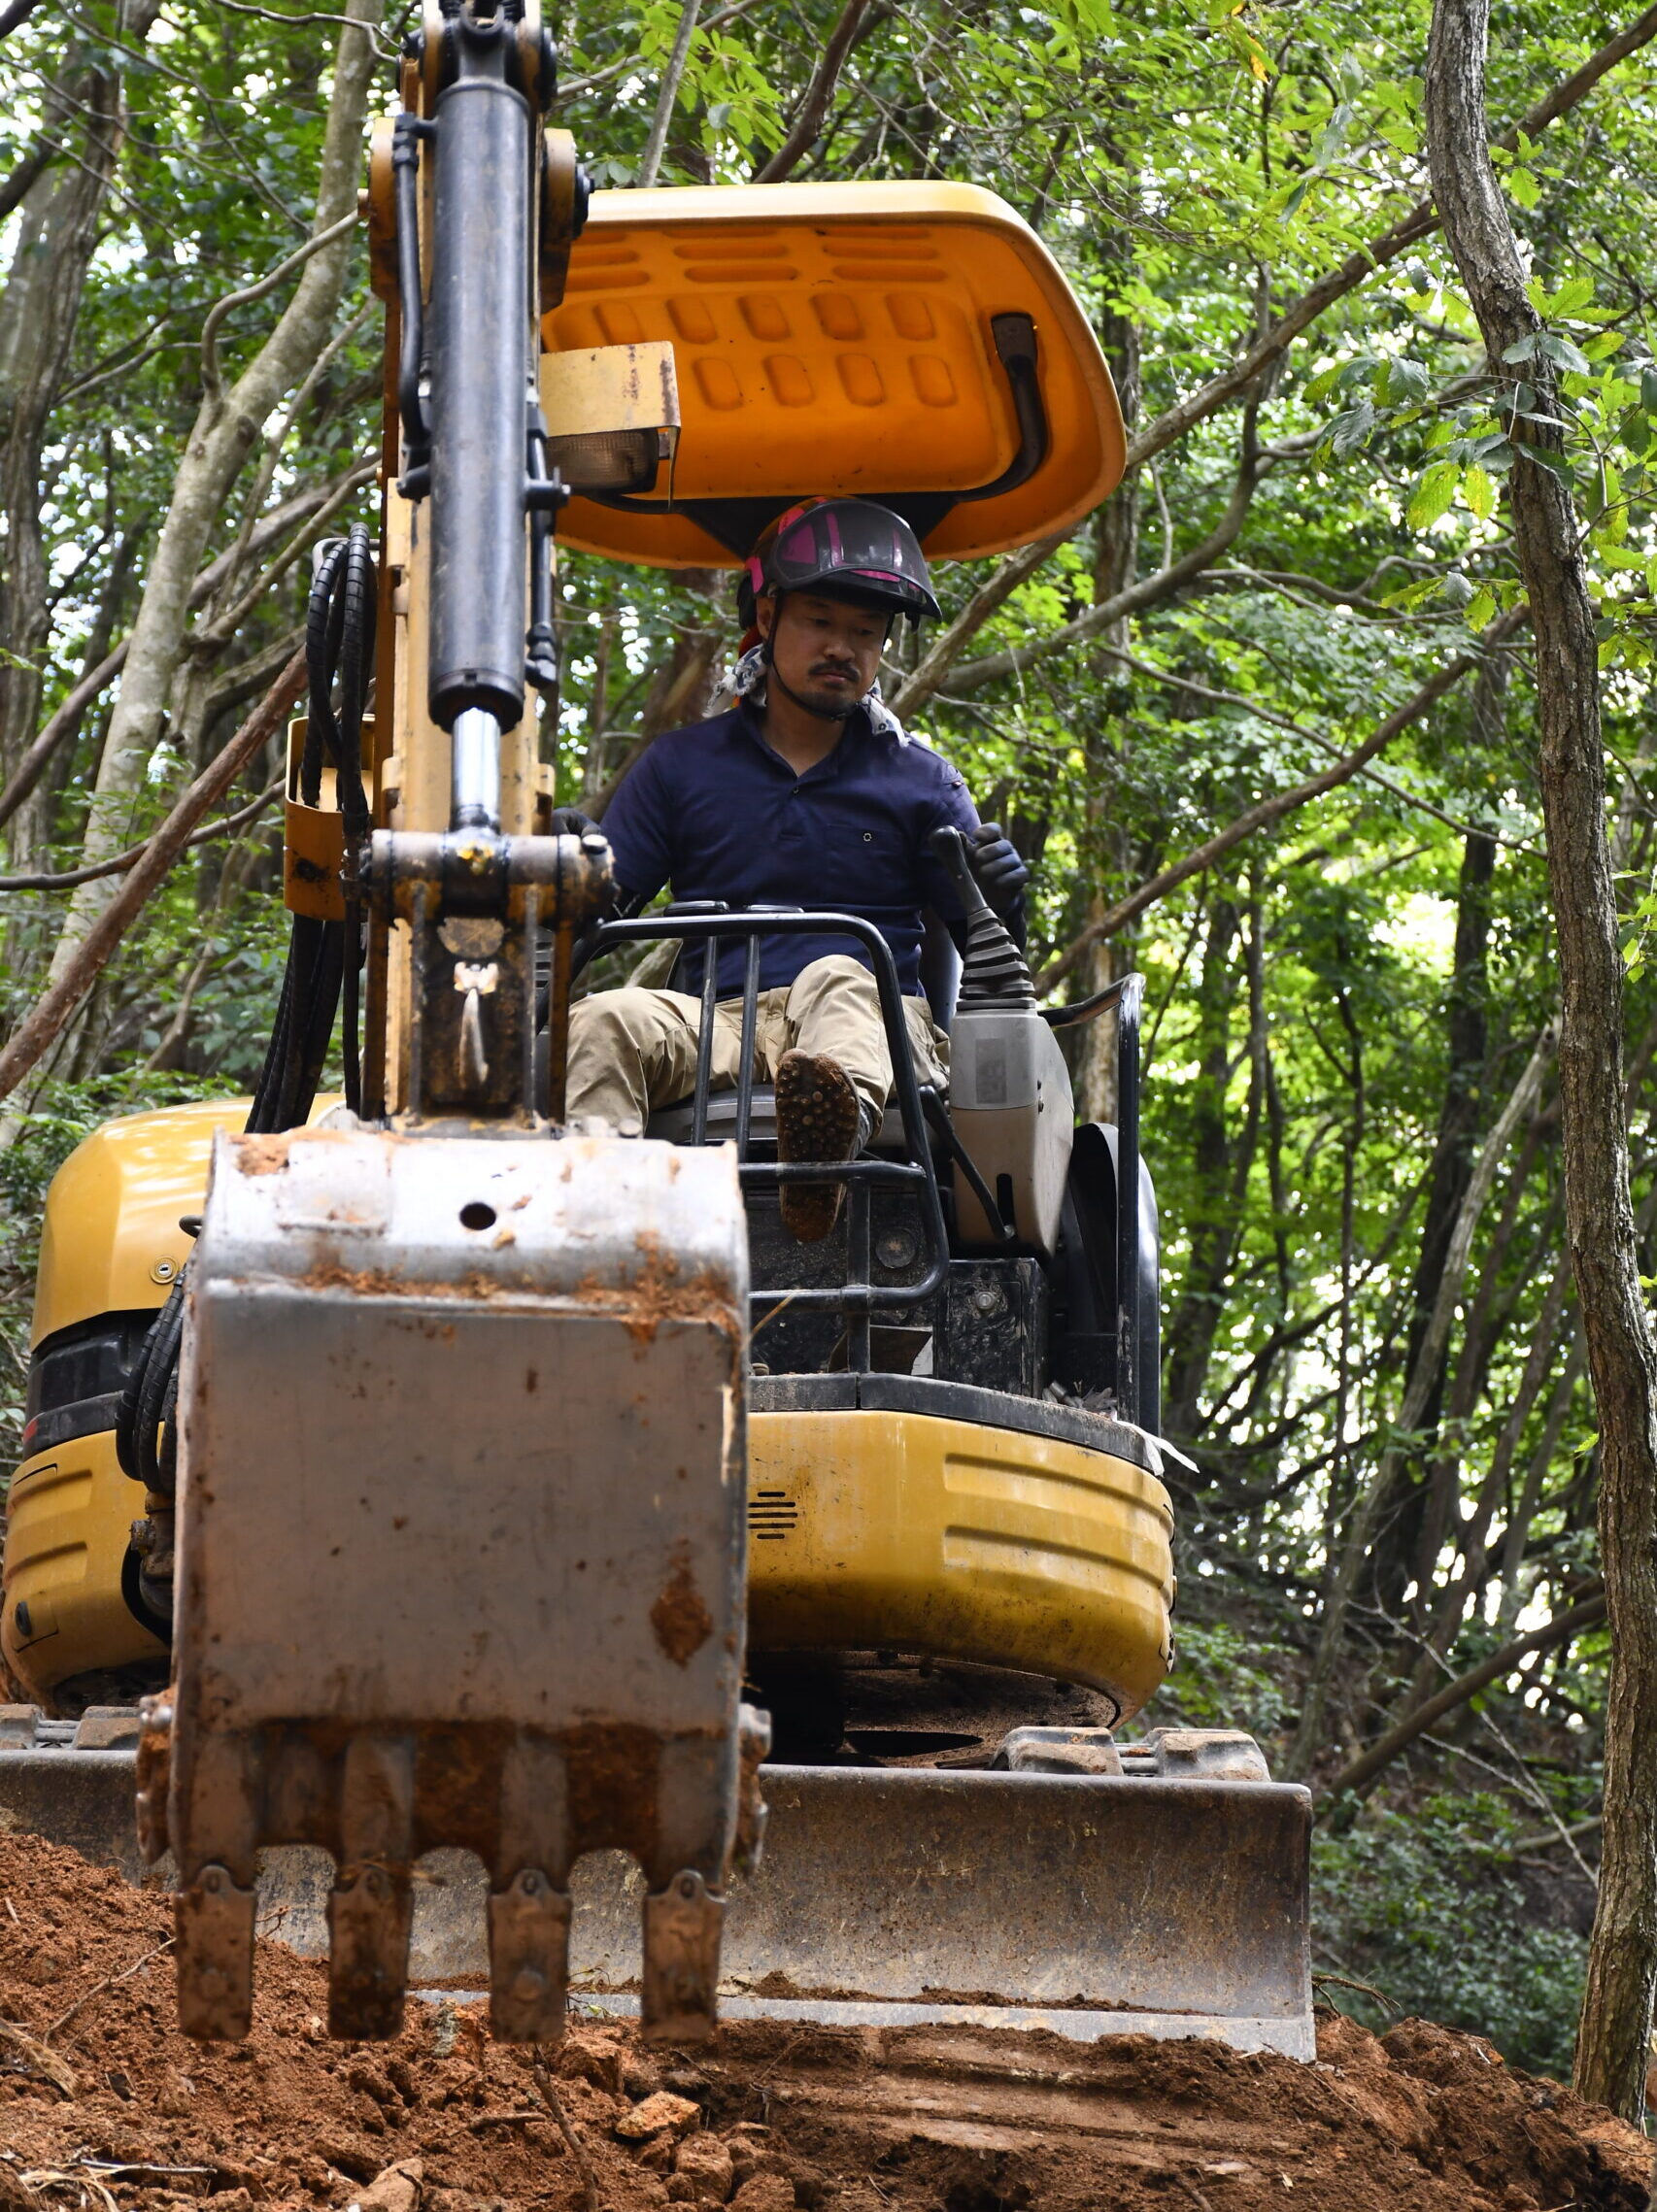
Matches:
[758,588,889,718]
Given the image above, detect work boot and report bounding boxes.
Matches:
[774,1049,862,1243]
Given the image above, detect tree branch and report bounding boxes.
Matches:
[637,0,703,188]
[1034,608,1530,991]
[0,469,363,834]
[0,780,280,891]
[0,132,52,220]
[891,5,1657,708]
[943,409,1265,697]
[1323,1592,1607,1798]
[752,0,874,184]
[1091,642,1535,850]
[0,648,306,1106]
[558,0,767,100]
[199,206,358,401]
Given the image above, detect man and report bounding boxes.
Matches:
[563,497,1029,1240]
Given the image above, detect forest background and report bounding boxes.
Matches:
[3,0,1655,2090]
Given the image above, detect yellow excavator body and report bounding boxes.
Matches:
[6,1104,1173,1723]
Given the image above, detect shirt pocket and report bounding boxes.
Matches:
[821,802,913,906]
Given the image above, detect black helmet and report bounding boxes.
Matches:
[742,498,941,626]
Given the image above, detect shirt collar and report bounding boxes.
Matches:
[734,695,869,781]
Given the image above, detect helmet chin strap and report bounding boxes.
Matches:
[761,629,865,723]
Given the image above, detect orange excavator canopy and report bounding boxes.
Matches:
[543,181,1125,570]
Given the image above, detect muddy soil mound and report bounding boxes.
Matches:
[0,1832,1643,2212]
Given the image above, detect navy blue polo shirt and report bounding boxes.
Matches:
[602,699,981,996]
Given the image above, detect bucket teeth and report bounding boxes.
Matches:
[177,1862,256,2041]
[642,1869,725,2044]
[488,1868,571,2042]
[327,1862,414,2039]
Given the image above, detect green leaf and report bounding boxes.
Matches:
[1502,334,1539,364]
[1544,274,1596,317]
[1327,401,1376,459]
[1582,332,1625,362]
[1642,368,1657,415]
[1539,331,1594,375]
[1384,357,1431,405]
[1466,586,1498,629]
[1407,460,1461,530]
[1509,168,1540,210]
[1311,100,1355,166]
[1596,545,1645,571]
[1302,364,1344,404]
[1522,445,1575,486]
[1463,463,1497,520]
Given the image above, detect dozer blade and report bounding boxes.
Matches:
[0,1730,1311,2057]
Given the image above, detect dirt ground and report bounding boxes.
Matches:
[0,1831,1646,2212]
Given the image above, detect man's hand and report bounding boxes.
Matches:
[968,821,1030,914]
[552,805,601,839]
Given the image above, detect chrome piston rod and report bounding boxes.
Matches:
[451,705,502,831]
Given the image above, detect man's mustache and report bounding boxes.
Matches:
[809,660,859,680]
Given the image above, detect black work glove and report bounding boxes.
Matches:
[968,822,1030,946]
[967,821,1029,908]
[550,808,622,967]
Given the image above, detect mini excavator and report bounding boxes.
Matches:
[0,1,1313,2055]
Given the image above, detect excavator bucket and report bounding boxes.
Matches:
[139,1123,762,2045]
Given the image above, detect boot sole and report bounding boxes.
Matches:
[774,1050,862,1243]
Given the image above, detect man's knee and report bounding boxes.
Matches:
[787,954,876,1009]
[569,987,676,1054]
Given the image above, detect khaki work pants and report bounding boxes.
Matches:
[564,953,949,1131]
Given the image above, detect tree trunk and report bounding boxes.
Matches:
[1369,801,1499,1612]
[1283,1024,1552,1780]
[1427,0,1657,2123]
[1075,292,1139,1123]
[0,15,155,798]
[1162,895,1247,1440]
[30,0,378,1012]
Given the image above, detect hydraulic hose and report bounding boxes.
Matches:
[119,524,377,1636]
[247,522,376,1130]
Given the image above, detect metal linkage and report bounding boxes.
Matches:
[1114,972,1145,1428]
[591,910,950,1334]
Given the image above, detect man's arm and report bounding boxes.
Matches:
[589,747,674,910]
